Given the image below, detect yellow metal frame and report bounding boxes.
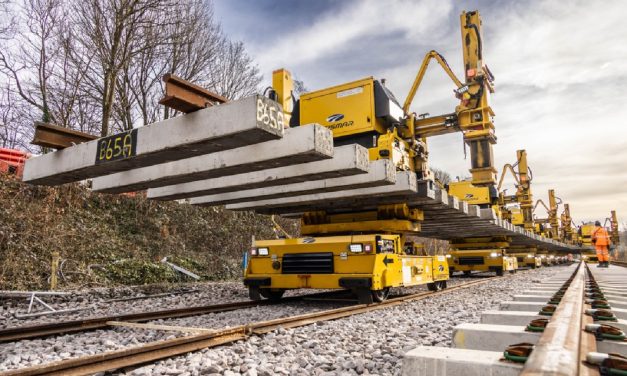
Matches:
[246,235,448,291]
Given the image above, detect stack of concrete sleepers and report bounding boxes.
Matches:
[22,94,582,253]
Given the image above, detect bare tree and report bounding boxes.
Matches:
[431,167,452,186]
[0,0,64,123]
[211,40,261,100]
[70,0,177,136]
[0,0,262,149]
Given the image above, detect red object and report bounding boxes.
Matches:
[0,148,30,179]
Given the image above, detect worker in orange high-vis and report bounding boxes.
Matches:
[592,221,611,268]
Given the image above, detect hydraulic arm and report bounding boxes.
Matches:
[533,189,561,240]
[497,150,534,231]
[560,203,574,243]
[609,210,620,246]
[404,10,497,187]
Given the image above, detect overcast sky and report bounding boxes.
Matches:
[214,0,627,228]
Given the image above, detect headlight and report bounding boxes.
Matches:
[250,248,257,256]
[446,254,452,258]
[527,254,533,258]
[258,247,269,256]
[490,252,498,258]
[349,244,363,253]
[364,244,373,253]
[549,255,555,259]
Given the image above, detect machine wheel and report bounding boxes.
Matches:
[371,288,390,302]
[463,271,472,277]
[509,269,516,274]
[260,288,285,302]
[428,281,447,291]
[496,268,504,276]
[249,287,262,301]
[355,288,374,304]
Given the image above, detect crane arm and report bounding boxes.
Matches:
[533,199,550,214]
[497,163,520,192]
[403,50,464,113]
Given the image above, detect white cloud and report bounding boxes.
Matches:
[218,0,627,226]
[249,0,454,77]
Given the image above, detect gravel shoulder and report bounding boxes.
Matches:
[122,267,560,376]
[0,267,561,375]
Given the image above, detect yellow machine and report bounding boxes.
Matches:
[447,150,539,273]
[579,211,620,264]
[245,10,497,303]
[560,203,575,243]
[448,237,517,276]
[533,189,561,240]
[609,210,620,248]
[579,222,597,263]
[446,180,517,275]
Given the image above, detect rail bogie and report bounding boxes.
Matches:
[244,234,449,304]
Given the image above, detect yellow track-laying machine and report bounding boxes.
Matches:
[245,10,497,303]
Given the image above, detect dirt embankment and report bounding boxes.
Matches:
[0,175,298,290]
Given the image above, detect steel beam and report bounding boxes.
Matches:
[31,122,98,150]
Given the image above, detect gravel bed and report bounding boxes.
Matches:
[118,266,568,376]
[0,281,334,329]
[0,271,484,329]
[0,266,568,374]
[0,299,351,372]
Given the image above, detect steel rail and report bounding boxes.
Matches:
[520,262,598,376]
[1,278,498,376]
[0,291,348,343]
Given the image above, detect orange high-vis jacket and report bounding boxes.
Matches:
[592,226,611,246]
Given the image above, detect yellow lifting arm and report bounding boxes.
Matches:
[406,11,497,187]
[497,150,534,231]
[533,199,550,213]
[403,50,464,113]
[610,210,620,245]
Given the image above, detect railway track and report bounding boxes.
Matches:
[1,278,498,376]
[403,261,627,375]
[0,290,357,343]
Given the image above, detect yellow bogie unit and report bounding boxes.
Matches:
[506,252,540,269]
[244,234,449,304]
[581,249,598,264]
[447,249,517,276]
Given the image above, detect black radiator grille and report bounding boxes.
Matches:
[458,256,485,265]
[282,252,334,274]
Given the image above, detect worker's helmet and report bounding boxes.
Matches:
[595,221,601,226]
